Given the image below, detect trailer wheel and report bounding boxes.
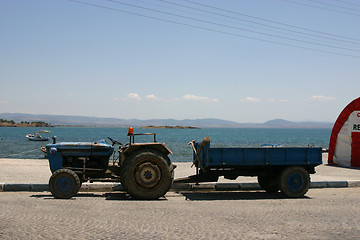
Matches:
[49,169,81,199]
[122,150,174,200]
[257,176,279,193]
[279,167,310,198]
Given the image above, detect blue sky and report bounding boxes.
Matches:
[1,0,359,123]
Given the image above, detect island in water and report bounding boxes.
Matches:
[142,125,200,129]
[0,119,53,127]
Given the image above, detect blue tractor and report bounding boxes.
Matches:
[46,128,174,200]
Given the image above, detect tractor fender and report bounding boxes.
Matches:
[122,143,173,157]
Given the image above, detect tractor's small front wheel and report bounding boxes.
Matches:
[49,169,81,199]
[122,150,174,200]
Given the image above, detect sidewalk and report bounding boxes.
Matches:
[1,154,359,192]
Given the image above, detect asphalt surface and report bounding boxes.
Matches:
[1,155,359,239]
[0,153,359,192]
[1,188,360,239]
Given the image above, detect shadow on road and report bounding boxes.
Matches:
[30,193,108,200]
[104,192,168,201]
[178,191,310,201]
[30,192,168,201]
[30,191,310,201]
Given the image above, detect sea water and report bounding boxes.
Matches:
[0,127,331,162]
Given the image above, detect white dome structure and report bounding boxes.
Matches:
[328,97,360,167]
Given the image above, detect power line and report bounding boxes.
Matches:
[67,0,360,58]
[107,0,359,52]
[309,0,360,12]
[137,0,294,37]
[281,0,360,17]
[331,0,360,8]
[135,0,217,20]
[183,0,360,43]
[155,0,360,46]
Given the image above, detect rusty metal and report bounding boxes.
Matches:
[135,161,161,188]
[129,132,157,144]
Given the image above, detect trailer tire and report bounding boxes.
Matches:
[49,169,81,199]
[122,149,173,200]
[279,167,310,198]
[257,176,279,193]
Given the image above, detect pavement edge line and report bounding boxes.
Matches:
[1,181,360,192]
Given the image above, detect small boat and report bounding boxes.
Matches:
[261,143,282,148]
[26,130,50,141]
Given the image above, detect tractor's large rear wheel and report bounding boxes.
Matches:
[121,149,174,200]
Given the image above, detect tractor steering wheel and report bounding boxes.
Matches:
[107,137,123,146]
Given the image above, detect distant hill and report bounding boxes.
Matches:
[264,119,295,127]
[0,113,333,128]
[262,119,333,128]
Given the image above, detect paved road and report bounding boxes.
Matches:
[1,188,359,239]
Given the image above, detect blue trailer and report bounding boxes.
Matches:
[185,137,323,198]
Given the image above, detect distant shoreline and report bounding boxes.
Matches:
[0,124,200,129]
[142,126,200,129]
[0,113,334,128]
[0,123,54,128]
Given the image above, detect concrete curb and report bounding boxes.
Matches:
[0,183,49,192]
[1,181,360,192]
